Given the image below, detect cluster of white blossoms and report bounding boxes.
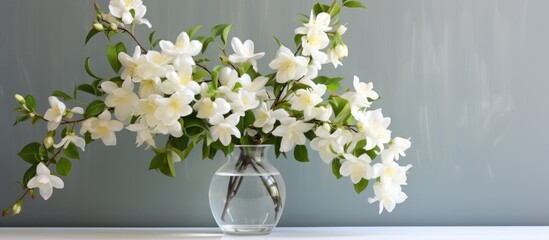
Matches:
[22,0,412,215]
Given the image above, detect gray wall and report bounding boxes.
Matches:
[1,0,549,227]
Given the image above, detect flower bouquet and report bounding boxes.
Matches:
[3,0,412,231]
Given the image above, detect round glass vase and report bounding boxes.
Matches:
[209,145,286,235]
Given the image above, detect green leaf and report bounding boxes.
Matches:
[331,159,343,179]
[272,36,284,47]
[56,157,72,176]
[151,39,161,48]
[328,95,350,117]
[18,142,42,164]
[202,139,210,160]
[150,151,177,177]
[293,145,309,162]
[13,115,30,126]
[84,100,105,118]
[115,42,127,55]
[329,1,341,17]
[170,135,189,151]
[63,143,80,160]
[52,90,72,101]
[170,147,185,162]
[313,2,330,15]
[333,101,352,124]
[163,152,176,177]
[343,0,367,9]
[211,24,232,45]
[192,68,209,80]
[353,178,369,194]
[84,57,101,79]
[222,25,232,45]
[23,164,38,187]
[196,36,214,54]
[290,82,312,92]
[77,84,100,96]
[313,76,343,91]
[148,31,156,44]
[107,76,123,87]
[187,25,202,39]
[106,43,126,73]
[149,153,164,170]
[294,34,304,47]
[24,95,36,112]
[85,28,100,45]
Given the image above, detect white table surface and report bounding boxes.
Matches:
[0,227,548,240]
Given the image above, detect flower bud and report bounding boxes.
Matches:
[2,209,8,217]
[93,22,104,31]
[220,55,230,65]
[65,111,73,119]
[44,136,54,150]
[12,202,22,216]
[109,22,117,31]
[28,112,35,118]
[336,25,347,36]
[335,44,348,58]
[356,121,364,132]
[14,94,25,104]
[94,2,101,13]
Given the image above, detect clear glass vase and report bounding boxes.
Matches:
[209,145,286,235]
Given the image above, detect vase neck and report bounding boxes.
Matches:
[234,145,270,161]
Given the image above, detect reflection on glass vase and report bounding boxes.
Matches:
[209,145,286,235]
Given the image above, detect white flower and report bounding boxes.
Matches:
[101,79,139,122]
[269,46,308,83]
[27,163,64,200]
[368,183,408,214]
[252,102,281,133]
[53,132,86,152]
[340,153,374,183]
[228,37,265,71]
[159,32,202,65]
[343,76,379,117]
[80,110,124,146]
[154,120,183,137]
[304,105,333,121]
[44,96,66,131]
[161,64,201,95]
[126,120,156,148]
[108,0,151,28]
[272,117,313,152]
[154,92,194,125]
[327,44,348,68]
[133,94,162,128]
[310,124,352,163]
[301,28,329,63]
[241,76,269,100]
[373,157,412,187]
[295,11,332,34]
[217,67,241,95]
[290,83,326,112]
[382,137,412,161]
[118,46,144,81]
[138,78,162,98]
[193,97,231,120]
[227,90,260,117]
[356,109,391,151]
[209,114,241,146]
[136,50,173,82]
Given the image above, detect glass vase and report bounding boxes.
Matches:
[209,145,286,235]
